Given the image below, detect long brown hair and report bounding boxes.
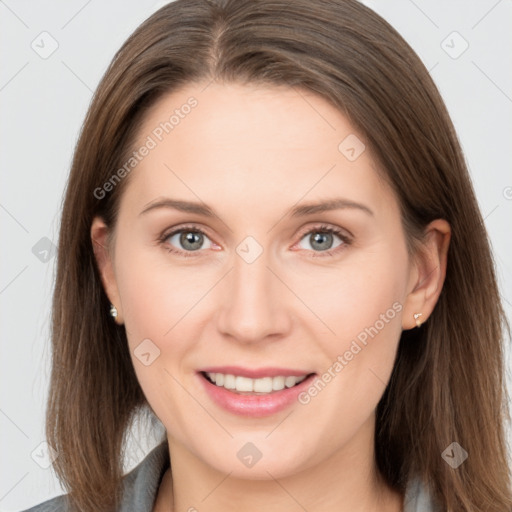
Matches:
[46,0,511,510]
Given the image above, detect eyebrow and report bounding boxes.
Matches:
[139,197,374,218]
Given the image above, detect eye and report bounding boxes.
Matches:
[158,223,352,258]
[160,225,215,257]
[295,224,352,257]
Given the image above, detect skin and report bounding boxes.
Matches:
[91,81,450,512]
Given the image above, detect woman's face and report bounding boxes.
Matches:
[93,82,428,479]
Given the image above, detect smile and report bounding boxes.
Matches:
[197,370,318,417]
[202,372,310,395]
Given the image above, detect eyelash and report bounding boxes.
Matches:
[158,223,352,259]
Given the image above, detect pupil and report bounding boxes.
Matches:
[311,232,332,251]
[181,231,202,251]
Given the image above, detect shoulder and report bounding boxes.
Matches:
[403,476,443,512]
[19,442,170,512]
[18,494,70,512]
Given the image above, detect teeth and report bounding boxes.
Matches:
[205,372,308,394]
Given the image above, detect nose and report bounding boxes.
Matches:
[216,246,292,344]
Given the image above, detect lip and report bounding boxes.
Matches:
[197,370,317,418]
[197,366,312,379]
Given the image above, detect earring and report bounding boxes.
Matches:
[413,312,423,328]
[110,304,118,319]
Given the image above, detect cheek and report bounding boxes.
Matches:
[306,250,406,345]
[302,240,407,395]
[113,242,216,402]
[291,264,405,447]
[113,246,199,428]
[114,242,204,343]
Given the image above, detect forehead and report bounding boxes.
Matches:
[119,81,395,222]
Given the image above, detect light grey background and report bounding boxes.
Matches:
[1,0,511,510]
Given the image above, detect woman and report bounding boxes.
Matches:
[23,0,511,511]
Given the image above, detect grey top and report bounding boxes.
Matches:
[20,442,441,511]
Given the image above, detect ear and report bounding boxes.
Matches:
[91,216,123,325]
[402,219,451,330]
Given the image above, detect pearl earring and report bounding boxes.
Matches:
[413,312,423,327]
[110,304,118,319]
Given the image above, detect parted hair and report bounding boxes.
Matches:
[46,0,511,510]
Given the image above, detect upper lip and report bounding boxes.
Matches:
[198,366,315,379]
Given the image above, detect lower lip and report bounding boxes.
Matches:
[197,372,317,417]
